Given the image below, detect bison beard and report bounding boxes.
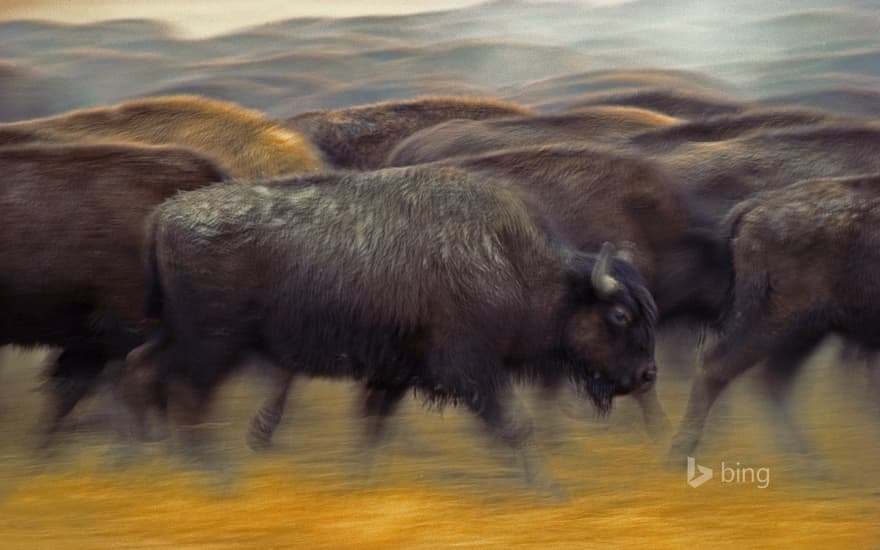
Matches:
[574,373,616,416]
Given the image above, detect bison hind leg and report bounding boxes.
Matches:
[758,333,823,455]
[39,344,108,447]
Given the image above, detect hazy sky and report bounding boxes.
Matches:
[0,1,630,37]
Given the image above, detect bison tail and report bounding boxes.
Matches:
[143,213,163,320]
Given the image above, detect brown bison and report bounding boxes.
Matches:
[629,107,839,154]
[386,106,678,167]
[658,123,880,218]
[429,144,731,437]
[2,95,321,178]
[284,96,531,170]
[0,143,228,438]
[541,88,745,119]
[124,166,658,478]
[669,174,880,458]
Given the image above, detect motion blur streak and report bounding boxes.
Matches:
[0,346,879,548]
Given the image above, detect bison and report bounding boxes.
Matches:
[539,88,745,119]
[669,173,880,458]
[386,106,677,167]
[657,123,880,218]
[124,166,659,478]
[629,107,839,154]
[0,143,228,439]
[284,96,531,170]
[426,144,730,437]
[2,95,321,178]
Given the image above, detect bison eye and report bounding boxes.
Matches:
[609,305,633,327]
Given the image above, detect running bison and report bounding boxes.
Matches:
[386,106,677,167]
[657,123,880,218]
[431,144,730,437]
[284,96,531,170]
[0,143,228,439]
[2,95,321,178]
[669,173,880,458]
[124,166,659,476]
[629,107,838,154]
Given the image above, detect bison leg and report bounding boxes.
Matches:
[152,336,241,467]
[40,345,106,444]
[632,385,672,441]
[668,327,774,462]
[247,368,296,451]
[120,339,165,441]
[362,383,410,446]
[760,337,821,454]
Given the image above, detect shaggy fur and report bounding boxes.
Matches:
[670,173,880,457]
[284,96,531,170]
[0,143,228,434]
[127,166,658,455]
[437,144,729,324]
[386,106,678,166]
[659,123,880,218]
[3,95,321,178]
[429,144,730,439]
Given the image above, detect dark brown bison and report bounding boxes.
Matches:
[386,106,677,167]
[629,107,840,154]
[283,96,531,170]
[669,174,880,458]
[0,143,228,439]
[430,144,731,437]
[124,166,658,478]
[657,123,880,218]
[540,88,745,119]
[2,95,321,178]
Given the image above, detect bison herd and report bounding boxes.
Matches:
[2,93,879,484]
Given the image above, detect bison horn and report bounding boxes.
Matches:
[592,242,620,297]
[616,241,637,264]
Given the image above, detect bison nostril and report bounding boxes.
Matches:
[642,369,656,383]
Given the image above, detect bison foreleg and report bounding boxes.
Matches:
[247,368,296,451]
[362,383,409,447]
[668,327,773,462]
[633,385,671,441]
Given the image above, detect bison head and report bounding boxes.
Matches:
[563,242,658,413]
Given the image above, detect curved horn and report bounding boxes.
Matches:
[616,241,637,264]
[592,242,620,297]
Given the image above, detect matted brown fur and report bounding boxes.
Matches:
[437,144,727,323]
[129,166,658,451]
[387,106,678,166]
[1,142,229,434]
[284,96,532,169]
[658,122,880,218]
[1,143,228,347]
[3,95,321,178]
[670,173,880,457]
